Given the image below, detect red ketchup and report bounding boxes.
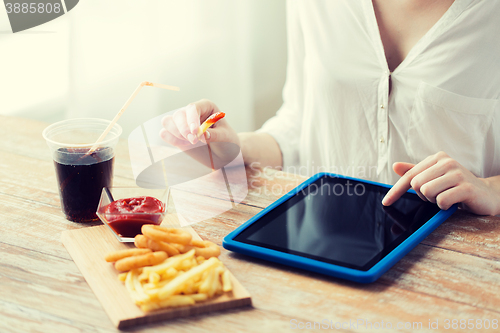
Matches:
[105,196,165,238]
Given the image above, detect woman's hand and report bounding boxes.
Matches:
[160,99,240,162]
[160,99,240,169]
[382,151,500,216]
[160,99,283,169]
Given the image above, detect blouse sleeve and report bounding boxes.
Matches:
[256,0,305,169]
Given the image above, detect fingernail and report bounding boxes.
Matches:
[190,123,197,134]
[205,131,211,140]
[382,196,388,206]
[187,134,195,144]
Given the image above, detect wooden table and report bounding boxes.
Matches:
[1,115,499,333]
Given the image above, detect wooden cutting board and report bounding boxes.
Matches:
[61,223,252,328]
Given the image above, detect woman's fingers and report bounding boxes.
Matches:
[190,99,220,123]
[161,100,220,146]
[390,161,428,202]
[411,157,467,202]
[161,114,182,139]
[160,115,191,147]
[160,100,240,161]
[185,104,200,135]
[417,173,458,204]
[434,185,468,211]
[383,155,439,205]
[393,162,414,177]
[383,152,478,209]
[159,128,191,147]
[384,152,500,215]
[172,108,197,144]
[408,161,450,203]
[203,120,229,142]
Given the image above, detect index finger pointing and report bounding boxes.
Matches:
[382,174,413,206]
[382,156,437,206]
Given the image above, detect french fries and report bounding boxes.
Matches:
[121,249,232,312]
[115,251,167,272]
[105,248,152,262]
[104,227,233,313]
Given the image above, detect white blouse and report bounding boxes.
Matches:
[258,0,500,185]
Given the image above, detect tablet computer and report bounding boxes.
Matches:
[223,173,457,283]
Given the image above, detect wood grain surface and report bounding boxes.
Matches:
[1,115,500,333]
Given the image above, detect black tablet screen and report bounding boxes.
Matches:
[233,176,441,271]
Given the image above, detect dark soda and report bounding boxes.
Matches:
[54,147,114,222]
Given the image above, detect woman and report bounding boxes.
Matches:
[160,0,500,216]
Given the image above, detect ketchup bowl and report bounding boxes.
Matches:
[97,187,170,242]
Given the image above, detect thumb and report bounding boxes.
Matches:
[204,126,228,143]
[393,162,415,177]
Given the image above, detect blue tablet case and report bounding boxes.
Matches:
[223,173,457,283]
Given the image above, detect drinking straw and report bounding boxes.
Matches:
[86,81,180,155]
[104,187,115,202]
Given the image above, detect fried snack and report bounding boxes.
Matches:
[139,227,219,258]
[105,248,152,262]
[158,257,220,299]
[104,227,233,313]
[115,251,168,272]
[190,240,221,259]
[162,239,219,258]
[122,250,233,312]
[197,111,225,138]
[134,234,180,256]
[170,242,194,254]
[139,249,197,280]
[134,234,150,249]
[221,270,232,292]
[142,225,192,245]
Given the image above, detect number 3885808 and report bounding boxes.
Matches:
[5,2,61,14]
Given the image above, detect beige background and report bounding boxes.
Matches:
[0,0,287,136]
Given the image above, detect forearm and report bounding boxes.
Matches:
[238,132,283,169]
